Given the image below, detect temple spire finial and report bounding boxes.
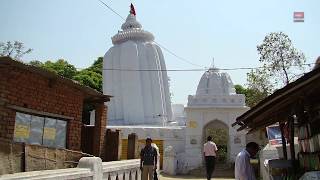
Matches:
[130,3,136,16]
[208,57,218,72]
[211,57,215,68]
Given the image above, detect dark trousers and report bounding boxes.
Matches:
[205,156,216,180]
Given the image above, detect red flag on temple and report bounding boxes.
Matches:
[130,3,136,16]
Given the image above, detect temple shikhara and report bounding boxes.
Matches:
[103,4,172,126]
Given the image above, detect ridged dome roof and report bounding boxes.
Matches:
[196,67,236,96]
[112,14,154,44]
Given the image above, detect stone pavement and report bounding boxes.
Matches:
[160,174,234,180]
[159,163,235,180]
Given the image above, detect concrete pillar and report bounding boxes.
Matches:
[78,157,103,180]
[163,146,177,175]
[137,168,142,180]
[124,171,130,180]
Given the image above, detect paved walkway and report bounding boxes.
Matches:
[160,174,234,180]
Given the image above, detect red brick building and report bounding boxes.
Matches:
[0,57,110,157]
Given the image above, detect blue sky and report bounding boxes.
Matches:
[1,0,319,105]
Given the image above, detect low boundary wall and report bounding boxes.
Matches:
[0,158,141,180]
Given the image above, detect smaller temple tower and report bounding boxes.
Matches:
[183,63,249,170]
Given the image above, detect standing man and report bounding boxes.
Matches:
[140,137,158,180]
[235,142,260,180]
[203,136,218,180]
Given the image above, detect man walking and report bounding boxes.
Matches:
[140,137,158,180]
[235,142,260,180]
[203,136,218,180]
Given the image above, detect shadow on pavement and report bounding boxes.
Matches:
[160,173,204,179]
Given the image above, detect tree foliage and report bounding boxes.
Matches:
[31,59,77,79]
[235,83,270,108]
[76,57,103,92]
[0,41,32,60]
[87,57,103,75]
[29,60,43,67]
[235,69,273,107]
[234,84,247,95]
[257,32,306,85]
[73,70,102,92]
[240,32,306,107]
[29,57,103,92]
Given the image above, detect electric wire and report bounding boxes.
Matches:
[76,63,315,71]
[98,0,125,20]
[96,0,316,72]
[98,0,205,68]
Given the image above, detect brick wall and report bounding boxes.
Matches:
[0,66,84,151]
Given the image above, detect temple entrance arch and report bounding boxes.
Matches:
[203,120,229,163]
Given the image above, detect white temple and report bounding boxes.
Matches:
[102,4,266,174]
[103,6,172,126]
[180,65,249,171]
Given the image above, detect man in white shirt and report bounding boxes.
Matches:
[235,142,260,180]
[203,136,218,180]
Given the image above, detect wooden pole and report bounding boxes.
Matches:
[279,123,287,159]
[289,115,297,180]
[289,116,295,161]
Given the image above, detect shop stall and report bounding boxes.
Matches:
[232,65,320,180]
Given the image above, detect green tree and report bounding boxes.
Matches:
[29,60,44,67]
[0,41,32,60]
[73,57,103,92]
[87,57,103,75]
[234,84,247,95]
[246,69,274,107]
[242,32,306,107]
[257,32,306,86]
[73,70,102,92]
[42,59,77,79]
[235,82,271,108]
[29,57,103,92]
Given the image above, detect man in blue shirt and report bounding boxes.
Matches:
[140,137,158,180]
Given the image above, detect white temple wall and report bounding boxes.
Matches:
[184,110,203,169]
[114,46,124,122]
[155,45,172,121]
[120,41,145,125]
[103,47,115,120]
[137,43,154,123]
[145,43,163,125]
[183,107,249,170]
[107,126,186,153]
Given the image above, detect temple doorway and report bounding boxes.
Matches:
[203,120,229,163]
